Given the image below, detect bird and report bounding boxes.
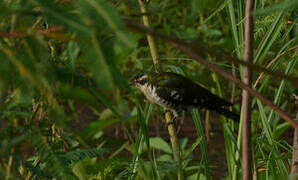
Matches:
[130,71,239,122]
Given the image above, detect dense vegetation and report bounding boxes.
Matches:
[0,0,297,179]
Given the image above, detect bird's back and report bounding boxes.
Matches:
[154,72,232,109]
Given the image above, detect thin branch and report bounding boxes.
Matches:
[291,94,298,180]
[123,19,298,87]
[124,19,298,129]
[242,0,254,179]
[253,46,298,88]
[0,26,68,39]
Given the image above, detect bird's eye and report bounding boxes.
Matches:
[137,79,146,85]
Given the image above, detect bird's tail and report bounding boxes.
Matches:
[216,108,240,122]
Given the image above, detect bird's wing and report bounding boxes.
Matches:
[156,72,232,108]
[155,86,183,107]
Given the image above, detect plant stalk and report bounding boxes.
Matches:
[291,94,298,180]
[137,1,183,179]
[241,0,254,179]
[137,0,161,74]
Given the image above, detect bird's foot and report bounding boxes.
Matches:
[166,116,176,127]
[163,109,178,128]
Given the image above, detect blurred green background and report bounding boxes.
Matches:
[0,0,297,179]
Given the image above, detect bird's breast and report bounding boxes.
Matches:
[139,84,173,108]
[140,84,160,103]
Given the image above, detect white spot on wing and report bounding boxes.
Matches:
[174,95,180,100]
[171,90,177,96]
[170,109,179,119]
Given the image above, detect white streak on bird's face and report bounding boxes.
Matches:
[137,74,148,82]
[132,74,148,88]
[132,74,155,101]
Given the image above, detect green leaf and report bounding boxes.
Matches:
[33,0,91,34]
[183,137,202,160]
[57,84,101,112]
[76,0,134,48]
[191,109,210,180]
[80,116,118,139]
[31,130,75,178]
[149,137,172,154]
[60,148,108,165]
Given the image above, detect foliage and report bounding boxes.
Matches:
[0,0,297,179]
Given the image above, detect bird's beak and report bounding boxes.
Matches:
[130,80,135,86]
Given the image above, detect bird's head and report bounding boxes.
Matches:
[130,73,152,89]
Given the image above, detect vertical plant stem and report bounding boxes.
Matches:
[205,110,211,143]
[291,95,298,180]
[165,112,183,180]
[242,0,254,179]
[137,0,161,74]
[165,112,181,163]
[191,109,210,179]
[137,1,182,179]
[6,148,14,180]
[230,63,236,105]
